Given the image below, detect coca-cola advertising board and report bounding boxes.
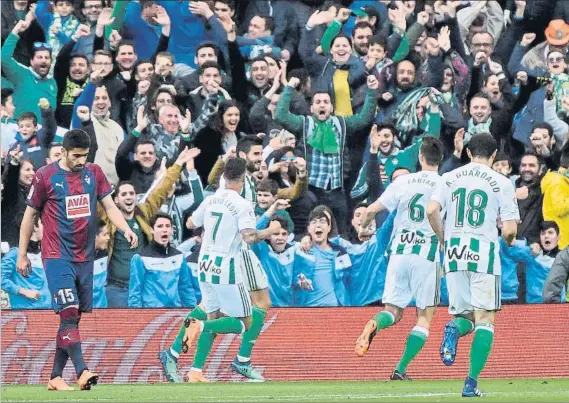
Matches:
[2,305,568,384]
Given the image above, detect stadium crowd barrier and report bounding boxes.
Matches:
[2,305,568,384]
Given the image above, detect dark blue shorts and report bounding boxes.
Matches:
[44,259,94,313]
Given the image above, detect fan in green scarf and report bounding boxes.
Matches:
[307,119,339,154]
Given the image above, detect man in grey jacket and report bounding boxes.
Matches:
[542,246,569,303]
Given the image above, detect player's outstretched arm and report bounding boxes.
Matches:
[359,199,385,236]
[501,220,518,247]
[100,195,139,249]
[241,221,283,245]
[16,207,38,278]
[427,200,445,244]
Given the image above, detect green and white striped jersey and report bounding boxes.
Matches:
[190,188,256,284]
[379,171,442,262]
[431,162,520,275]
[219,172,257,207]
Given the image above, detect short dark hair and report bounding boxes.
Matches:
[133,59,152,74]
[70,53,89,66]
[255,15,275,33]
[308,205,331,225]
[215,0,235,10]
[236,135,262,156]
[199,61,221,76]
[331,34,352,48]
[270,215,289,233]
[135,139,155,152]
[354,202,368,210]
[467,133,498,160]
[257,178,278,195]
[150,211,173,228]
[17,112,37,126]
[494,151,512,167]
[288,68,310,88]
[520,151,543,167]
[1,88,13,105]
[97,219,107,234]
[420,136,444,166]
[196,41,219,56]
[62,129,91,151]
[531,122,554,139]
[353,21,374,34]
[470,92,492,107]
[118,40,136,52]
[224,158,247,181]
[48,142,63,155]
[250,55,269,67]
[114,180,135,197]
[370,33,388,49]
[375,121,397,136]
[541,220,560,234]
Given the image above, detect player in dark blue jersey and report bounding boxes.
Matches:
[17,130,139,391]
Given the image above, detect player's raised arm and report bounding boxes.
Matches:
[359,199,386,237]
[240,220,283,245]
[16,206,39,277]
[500,220,518,246]
[100,195,139,248]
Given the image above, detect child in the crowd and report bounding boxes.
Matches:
[366,33,393,94]
[93,220,110,309]
[492,151,513,178]
[293,205,352,307]
[1,88,18,151]
[253,215,297,307]
[255,178,295,234]
[500,221,563,304]
[35,0,80,61]
[8,99,57,170]
[1,215,51,309]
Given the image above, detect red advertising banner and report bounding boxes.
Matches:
[1,305,568,385]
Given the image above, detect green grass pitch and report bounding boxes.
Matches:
[3,379,569,402]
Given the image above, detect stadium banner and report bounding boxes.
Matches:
[2,305,568,385]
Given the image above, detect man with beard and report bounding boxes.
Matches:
[512,152,545,301]
[1,20,57,118]
[53,24,92,128]
[375,59,417,122]
[74,0,104,59]
[208,135,264,199]
[102,147,197,308]
[276,75,379,234]
[464,92,512,151]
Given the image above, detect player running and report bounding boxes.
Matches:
[427,133,519,397]
[355,136,445,380]
[182,158,283,382]
[17,130,138,391]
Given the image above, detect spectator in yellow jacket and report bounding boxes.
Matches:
[541,146,569,249]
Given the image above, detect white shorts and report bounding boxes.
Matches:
[240,249,268,292]
[446,271,501,315]
[199,281,252,318]
[382,254,441,310]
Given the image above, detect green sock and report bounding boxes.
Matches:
[468,323,494,380]
[374,311,396,330]
[203,316,244,334]
[237,307,267,360]
[170,306,207,357]
[395,326,428,373]
[453,317,475,337]
[191,332,216,370]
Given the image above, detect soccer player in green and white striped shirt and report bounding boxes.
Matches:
[427,133,519,397]
[182,158,282,383]
[355,136,445,381]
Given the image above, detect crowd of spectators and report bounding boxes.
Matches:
[1,0,569,309]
